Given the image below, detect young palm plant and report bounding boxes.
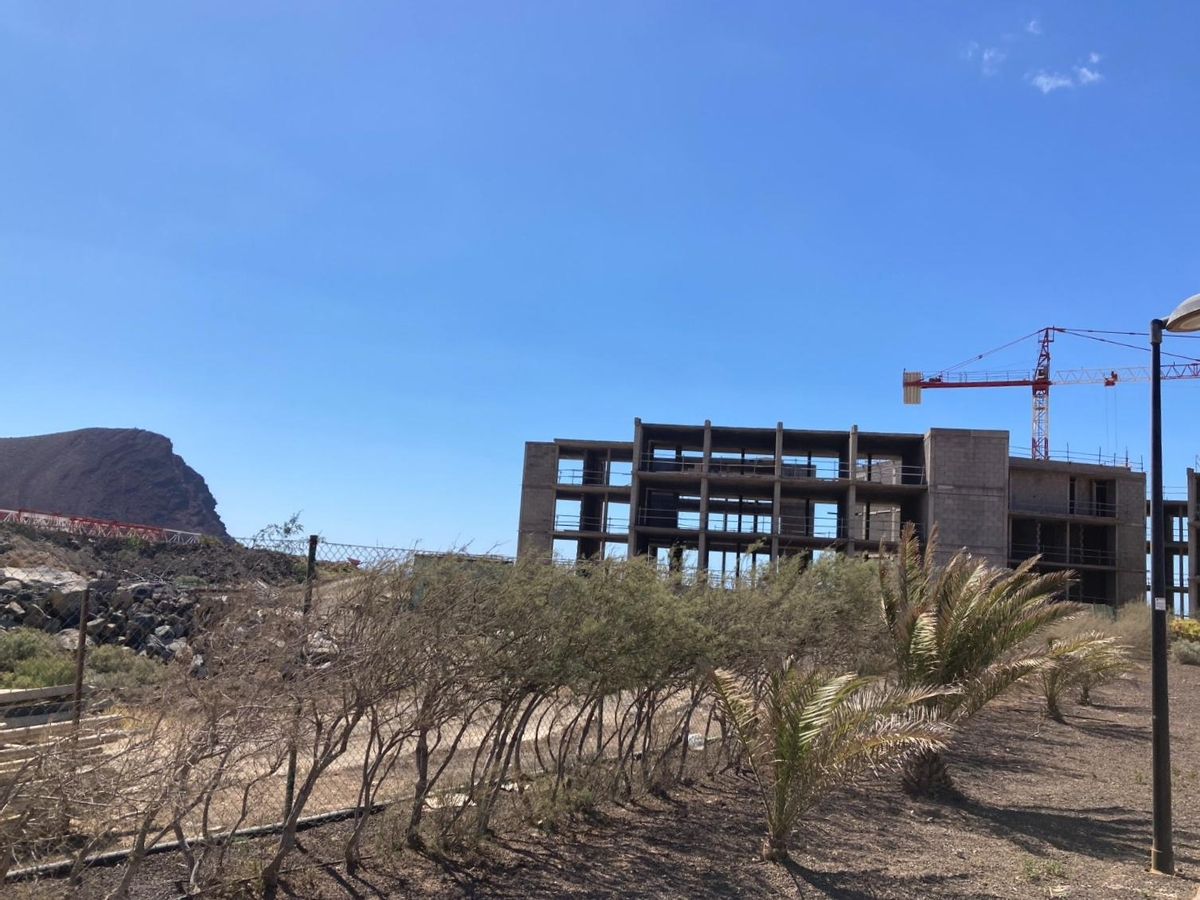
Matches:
[711,661,948,862]
[881,524,1076,798]
[1041,632,1132,721]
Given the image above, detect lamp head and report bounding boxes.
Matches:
[1165,293,1200,333]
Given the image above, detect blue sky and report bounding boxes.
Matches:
[3,3,1199,550]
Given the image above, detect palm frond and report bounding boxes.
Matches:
[709,663,950,859]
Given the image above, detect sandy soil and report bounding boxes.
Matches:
[19,661,1200,899]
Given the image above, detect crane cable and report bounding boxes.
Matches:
[1057,328,1200,364]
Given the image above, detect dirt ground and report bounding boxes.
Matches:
[22,661,1200,899]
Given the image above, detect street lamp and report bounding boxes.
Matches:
[1149,292,1200,876]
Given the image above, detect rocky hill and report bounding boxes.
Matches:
[0,428,228,537]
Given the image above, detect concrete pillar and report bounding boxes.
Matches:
[772,421,783,561]
[517,442,557,559]
[846,424,858,555]
[699,420,712,572]
[1189,468,1198,618]
[628,418,643,557]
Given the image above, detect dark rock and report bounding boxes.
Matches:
[22,603,47,628]
[110,589,135,611]
[5,600,25,618]
[85,617,105,636]
[153,624,175,641]
[45,587,89,622]
[144,634,170,659]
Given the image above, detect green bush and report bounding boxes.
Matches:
[1174,641,1200,666]
[86,644,164,691]
[707,553,890,676]
[0,653,75,689]
[0,628,60,671]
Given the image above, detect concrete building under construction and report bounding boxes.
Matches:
[1161,468,1199,616]
[517,419,1148,606]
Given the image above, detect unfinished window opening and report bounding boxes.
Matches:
[607,459,633,486]
[1075,524,1113,565]
[812,502,840,539]
[859,502,901,543]
[640,489,678,528]
[552,538,579,562]
[676,494,702,530]
[554,498,581,531]
[1172,515,1189,543]
[605,500,630,534]
[707,496,772,533]
[779,499,814,537]
[854,455,903,485]
[557,456,585,485]
[603,542,628,561]
[709,450,775,477]
[1011,518,1067,563]
[780,456,816,479]
[781,454,842,481]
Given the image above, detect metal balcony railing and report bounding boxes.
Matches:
[638,454,925,484]
[556,468,633,487]
[1009,543,1117,567]
[631,510,902,542]
[553,514,630,533]
[1009,499,1118,518]
[1009,446,1143,471]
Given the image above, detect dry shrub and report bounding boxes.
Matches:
[16,545,936,892]
[1045,603,1151,660]
[1174,641,1200,666]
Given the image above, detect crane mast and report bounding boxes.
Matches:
[1032,328,1053,459]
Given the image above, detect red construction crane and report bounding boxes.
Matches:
[903,326,1200,460]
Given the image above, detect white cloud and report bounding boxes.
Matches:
[1027,18,1043,36]
[1027,55,1105,93]
[981,47,1006,75]
[1029,71,1075,93]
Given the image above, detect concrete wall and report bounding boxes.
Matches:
[1008,467,1069,513]
[1191,469,1199,616]
[924,429,1009,567]
[516,442,557,558]
[1115,468,1149,604]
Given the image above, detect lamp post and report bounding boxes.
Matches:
[1149,292,1200,876]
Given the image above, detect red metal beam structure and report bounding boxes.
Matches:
[0,508,203,545]
[903,326,1200,459]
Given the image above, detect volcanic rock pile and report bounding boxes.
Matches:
[0,566,202,665]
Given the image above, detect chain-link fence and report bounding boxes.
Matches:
[3,534,734,893]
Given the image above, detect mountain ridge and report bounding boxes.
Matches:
[0,428,228,537]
